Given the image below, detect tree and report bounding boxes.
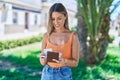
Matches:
[77,0,114,64]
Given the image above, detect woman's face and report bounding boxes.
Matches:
[51,12,66,30]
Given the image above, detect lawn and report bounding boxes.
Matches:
[0,42,42,80]
[0,43,120,80]
[72,44,120,80]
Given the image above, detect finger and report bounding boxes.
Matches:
[52,59,60,63]
[59,58,62,60]
[40,53,45,56]
[52,59,57,62]
[59,58,63,61]
[41,56,45,58]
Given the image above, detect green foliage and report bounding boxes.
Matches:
[72,45,120,80]
[70,27,77,32]
[0,45,120,80]
[0,70,41,80]
[78,0,113,38]
[0,47,42,80]
[0,34,43,51]
[77,0,114,64]
[108,35,115,43]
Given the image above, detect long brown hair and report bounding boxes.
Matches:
[47,3,69,35]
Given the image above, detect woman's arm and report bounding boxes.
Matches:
[39,33,48,66]
[65,33,80,67]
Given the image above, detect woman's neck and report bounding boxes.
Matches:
[54,28,66,33]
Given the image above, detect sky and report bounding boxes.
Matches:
[110,0,120,21]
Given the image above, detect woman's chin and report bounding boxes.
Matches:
[55,27,60,30]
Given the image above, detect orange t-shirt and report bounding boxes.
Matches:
[45,32,74,68]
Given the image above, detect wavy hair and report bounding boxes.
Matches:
[47,3,69,35]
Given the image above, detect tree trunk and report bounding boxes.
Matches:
[77,6,110,65]
[76,5,88,59]
[98,13,110,60]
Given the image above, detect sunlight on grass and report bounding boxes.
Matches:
[72,44,120,80]
[10,68,16,73]
[107,44,120,55]
[0,43,42,80]
[0,42,41,59]
[0,43,120,80]
[0,76,6,80]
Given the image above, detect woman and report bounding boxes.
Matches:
[40,3,80,80]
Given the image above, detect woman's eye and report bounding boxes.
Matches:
[51,17,62,21]
[51,19,55,21]
[58,18,62,20]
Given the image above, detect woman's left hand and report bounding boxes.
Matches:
[52,58,67,64]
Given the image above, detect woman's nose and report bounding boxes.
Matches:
[55,20,58,24]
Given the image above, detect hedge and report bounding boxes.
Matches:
[0,33,43,51]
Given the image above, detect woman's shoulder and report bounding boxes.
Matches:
[71,32,79,41]
[43,32,49,39]
[68,31,77,36]
[66,31,78,39]
[63,31,77,37]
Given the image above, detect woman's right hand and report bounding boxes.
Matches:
[39,53,47,65]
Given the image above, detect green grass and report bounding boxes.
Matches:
[0,43,120,80]
[72,44,120,80]
[0,43,43,80]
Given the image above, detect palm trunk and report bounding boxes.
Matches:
[98,13,110,60]
[76,5,88,58]
[77,6,110,64]
[77,0,113,65]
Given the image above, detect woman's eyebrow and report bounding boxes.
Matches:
[52,16,62,19]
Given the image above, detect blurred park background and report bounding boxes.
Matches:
[0,0,120,80]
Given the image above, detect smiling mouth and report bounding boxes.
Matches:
[55,25,59,27]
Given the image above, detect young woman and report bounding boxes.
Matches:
[40,3,80,80]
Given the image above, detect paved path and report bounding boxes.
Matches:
[0,27,46,40]
[0,32,41,40]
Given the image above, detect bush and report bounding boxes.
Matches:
[70,27,77,32]
[109,35,115,43]
[0,33,43,51]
